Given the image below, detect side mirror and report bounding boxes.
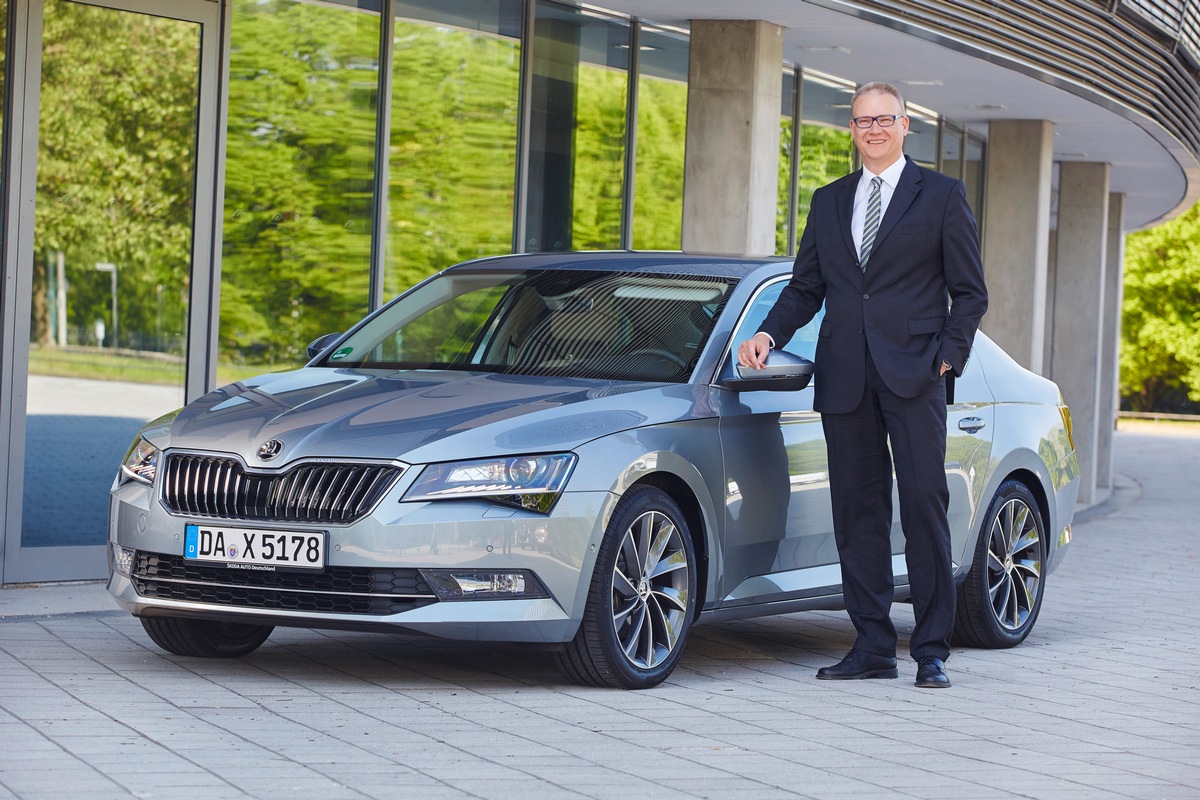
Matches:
[306,332,342,360]
[723,350,814,392]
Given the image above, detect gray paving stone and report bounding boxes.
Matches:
[4,425,1200,799]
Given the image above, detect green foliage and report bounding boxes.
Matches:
[220,0,378,367]
[633,77,687,250]
[1121,200,1200,412]
[776,118,794,256]
[797,123,854,230]
[571,65,627,251]
[34,2,199,352]
[385,24,520,296]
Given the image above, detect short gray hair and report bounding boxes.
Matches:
[850,82,907,117]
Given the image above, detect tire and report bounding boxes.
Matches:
[141,617,274,658]
[953,479,1046,648]
[554,486,697,689]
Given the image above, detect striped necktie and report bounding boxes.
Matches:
[859,176,882,271]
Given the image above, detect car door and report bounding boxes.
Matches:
[714,276,996,608]
[715,279,839,609]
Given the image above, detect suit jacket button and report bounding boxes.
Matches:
[862,293,869,300]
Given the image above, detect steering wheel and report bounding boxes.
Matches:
[628,347,688,370]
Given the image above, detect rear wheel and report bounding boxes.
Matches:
[141,617,274,658]
[554,486,696,689]
[953,480,1046,648]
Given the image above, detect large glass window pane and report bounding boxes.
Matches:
[631,26,687,251]
[525,1,628,252]
[798,72,855,230]
[0,1,6,261]
[219,0,380,384]
[385,1,522,297]
[905,105,939,169]
[777,69,797,256]
[965,133,986,222]
[25,0,199,546]
[941,121,964,180]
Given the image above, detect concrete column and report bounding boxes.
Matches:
[1095,192,1125,490]
[980,120,1055,373]
[681,20,783,256]
[1044,227,1057,373]
[1051,162,1110,505]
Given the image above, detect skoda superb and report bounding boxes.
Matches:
[109,252,1079,688]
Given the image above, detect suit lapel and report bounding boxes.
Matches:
[872,157,922,251]
[837,169,861,262]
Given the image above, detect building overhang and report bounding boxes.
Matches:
[594,0,1200,231]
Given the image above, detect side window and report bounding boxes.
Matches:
[732,280,823,363]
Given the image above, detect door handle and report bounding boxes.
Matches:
[958,417,986,434]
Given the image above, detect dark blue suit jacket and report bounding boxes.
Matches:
[760,156,988,413]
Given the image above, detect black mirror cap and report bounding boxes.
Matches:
[723,351,814,392]
[306,332,343,361]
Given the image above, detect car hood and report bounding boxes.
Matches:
[154,368,708,465]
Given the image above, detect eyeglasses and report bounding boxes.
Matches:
[851,114,905,129]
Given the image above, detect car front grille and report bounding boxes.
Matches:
[131,551,437,616]
[160,453,403,524]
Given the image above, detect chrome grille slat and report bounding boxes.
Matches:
[161,454,403,524]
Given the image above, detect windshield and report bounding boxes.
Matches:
[316,268,733,382]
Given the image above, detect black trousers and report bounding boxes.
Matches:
[820,352,955,661]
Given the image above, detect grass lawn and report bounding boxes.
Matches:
[29,346,293,386]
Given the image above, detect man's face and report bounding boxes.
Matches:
[850,90,909,171]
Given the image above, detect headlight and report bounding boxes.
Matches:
[120,436,160,485]
[404,453,576,513]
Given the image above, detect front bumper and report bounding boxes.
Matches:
[108,476,614,643]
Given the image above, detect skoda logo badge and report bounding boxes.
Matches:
[258,439,284,461]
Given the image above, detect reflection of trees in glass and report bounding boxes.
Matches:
[797,123,854,230]
[633,77,687,250]
[220,0,379,369]
[32,1,198,354]
[386,24,520,298]
[776,117,793,255]
[387,284,506,365]
[572,66,626,250]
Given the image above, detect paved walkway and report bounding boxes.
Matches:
[1,422,1198,799]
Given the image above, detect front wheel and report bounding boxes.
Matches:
[554,486,697,689]
[953,479,1046,648]
[141,617,274,658]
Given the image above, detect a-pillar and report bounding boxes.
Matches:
[980,120,1055,372]
[681,20,783,256]
[1051,162,1110,505]
[1095,192,1125,491]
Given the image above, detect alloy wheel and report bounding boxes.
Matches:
[610,509,691,670]
[986,496,1043,632]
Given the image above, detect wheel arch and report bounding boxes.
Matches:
[997,467,1052,541]
[629,472,709,618]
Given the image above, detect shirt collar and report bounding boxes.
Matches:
[863,156,907,189]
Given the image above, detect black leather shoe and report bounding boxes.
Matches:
[915,656,951,688]
[816,649,898,680]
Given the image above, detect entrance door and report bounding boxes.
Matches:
[1,0,221,582]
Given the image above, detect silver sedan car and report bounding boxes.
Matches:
[109,252,1080,688]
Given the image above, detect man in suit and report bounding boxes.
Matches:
[737,82,988,688]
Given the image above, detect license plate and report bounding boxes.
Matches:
[184,524,326,571]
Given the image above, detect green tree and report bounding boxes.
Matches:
[34,2,199,353]
[219,1,379,367]
[1121,200,1200,412]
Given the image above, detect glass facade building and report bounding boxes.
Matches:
[0,0,1195,582]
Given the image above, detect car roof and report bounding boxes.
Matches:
[447,251,792,281]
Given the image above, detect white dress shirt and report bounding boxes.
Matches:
[851,157,906,255]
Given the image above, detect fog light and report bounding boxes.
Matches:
[421,569,548,601]
[110,544,135,578]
